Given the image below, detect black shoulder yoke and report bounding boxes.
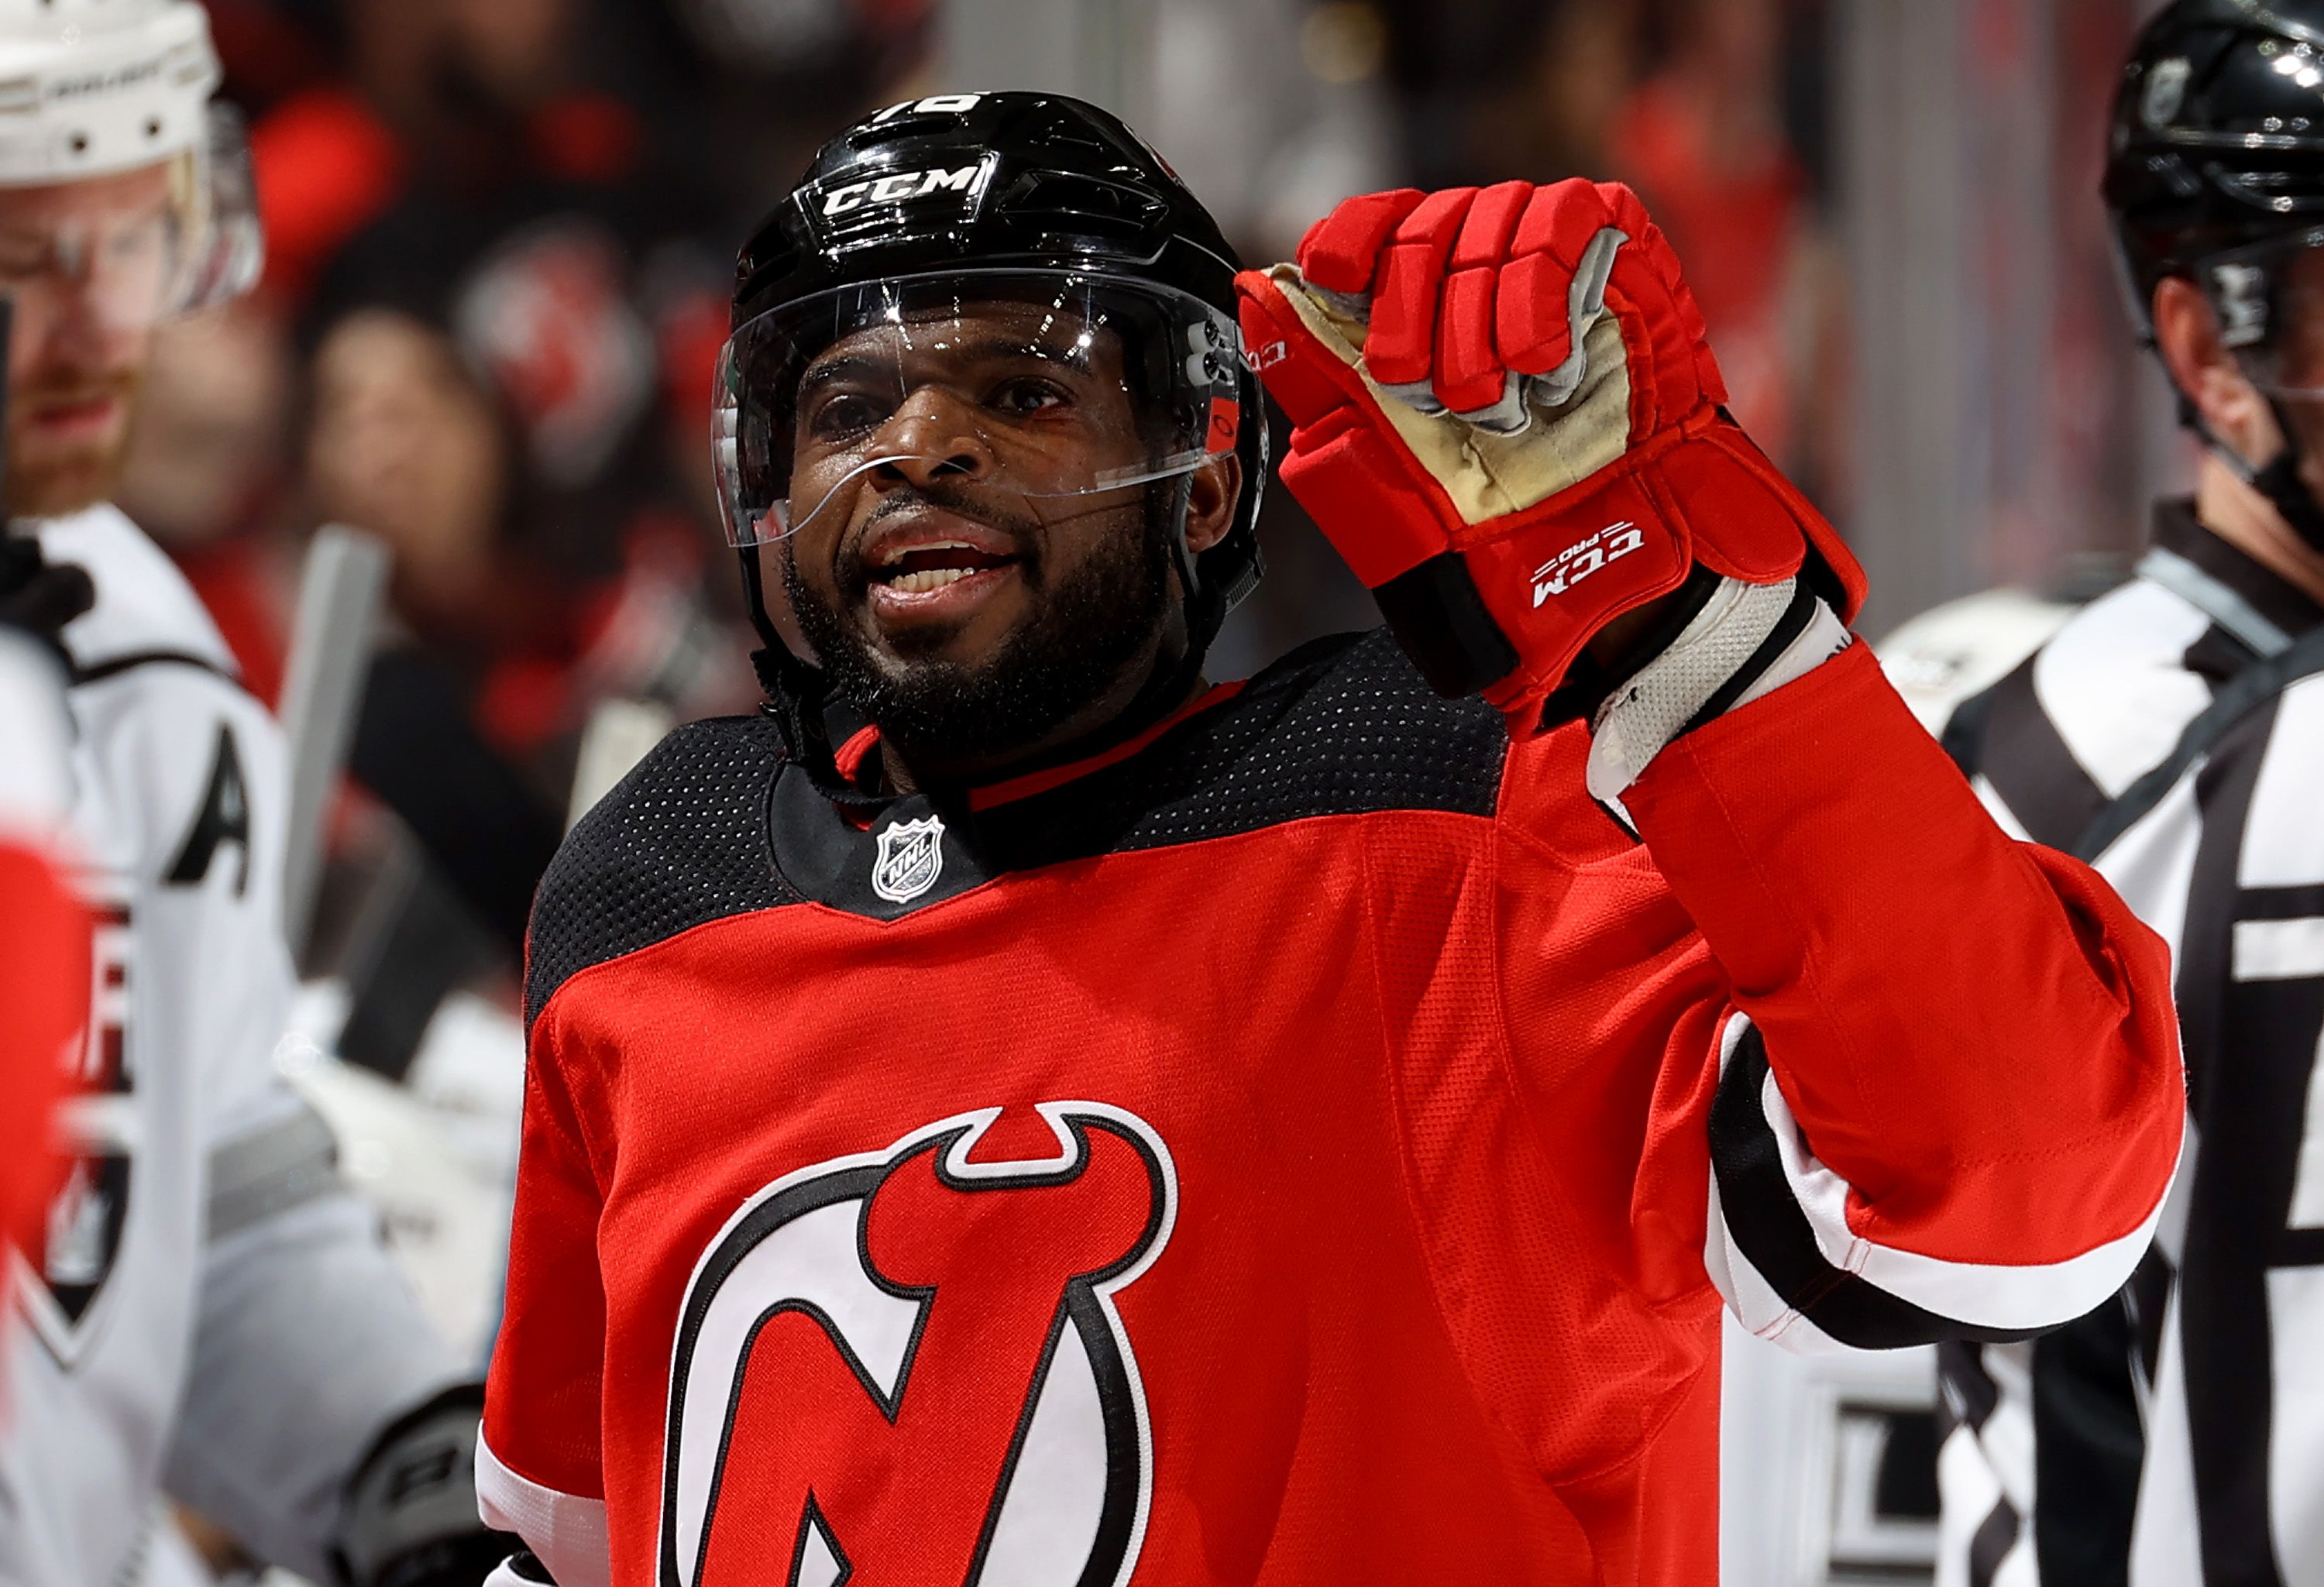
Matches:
[981,628,1507,864]
[524,630,1508,1026]
[524,713,796,1025]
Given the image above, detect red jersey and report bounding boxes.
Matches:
[481,631,2183,1586]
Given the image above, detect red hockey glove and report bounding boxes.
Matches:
[1236,180,1865,716]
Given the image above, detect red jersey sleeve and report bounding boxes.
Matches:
[1503,641,2185,1353]
[0,840,84,1265]
[480,1003,614,1587]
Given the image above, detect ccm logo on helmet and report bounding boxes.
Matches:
[659,1102,1175,1587]
[819,165,982,218]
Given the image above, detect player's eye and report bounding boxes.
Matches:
[987,377,1071,417]
[804,390,889,442]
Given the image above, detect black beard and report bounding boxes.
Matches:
[786,486,1176,774]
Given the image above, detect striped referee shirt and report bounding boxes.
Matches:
[1937,500,2324,1585]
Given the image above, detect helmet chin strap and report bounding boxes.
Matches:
[739,542,886,807]
[2243,395,2324,552]
[2176,379,2324,553]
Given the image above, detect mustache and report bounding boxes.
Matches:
[15,370,139,411]
[834,483,1050,603]
[857,479,1042,540]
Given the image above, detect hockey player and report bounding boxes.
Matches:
[480,94,2185,1585]
[1937,3,2324,1582]
[0,3,507,1584]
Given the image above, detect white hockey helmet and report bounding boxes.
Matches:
[0,0,260,318]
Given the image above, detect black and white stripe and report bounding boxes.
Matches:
[1936,502,2324,1586]
[1703,1014,2172,1358]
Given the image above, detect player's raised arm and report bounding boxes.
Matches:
[1238,180,2187,1348]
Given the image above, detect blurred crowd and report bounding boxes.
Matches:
[146,0,1841,1057]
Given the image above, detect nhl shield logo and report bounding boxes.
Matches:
[871,814,947,904]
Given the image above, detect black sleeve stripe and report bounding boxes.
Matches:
[1708,1024,2052,1350]
[70,648,241,689]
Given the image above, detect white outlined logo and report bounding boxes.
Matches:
[871,814,947,905]
[1534,520,1648,607]
[819,166,982,218]
[658,1103,1177,1587]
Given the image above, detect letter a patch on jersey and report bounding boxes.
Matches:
[659,1103,1176,1587]
[164,723,251,896]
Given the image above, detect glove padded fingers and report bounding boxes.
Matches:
[1297,187,1427,295]
[1434,265,1511,415]
[1366,188,1479,387]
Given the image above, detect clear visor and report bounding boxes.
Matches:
[0,104,262,339]
[2201,228,2324,397]
[713,268,1249,547]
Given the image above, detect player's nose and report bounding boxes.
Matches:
[865,386,994,489]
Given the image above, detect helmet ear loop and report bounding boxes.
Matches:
[1161,470,1232,659]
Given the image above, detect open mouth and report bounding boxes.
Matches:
[869,539,1021,595]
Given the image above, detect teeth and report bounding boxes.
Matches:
[889,567,980,594]
[881,539,979,568]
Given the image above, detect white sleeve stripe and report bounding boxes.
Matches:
[1704,1161,1860,1357]
[1705,1014,2176,1348]
[476,1430,612,1587]
[1754,1060,2178,1332]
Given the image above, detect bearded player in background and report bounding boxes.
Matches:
[480,94,2186,1584]
[0,3,509,1584]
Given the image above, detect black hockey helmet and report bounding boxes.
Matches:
[2106,1,2324,540]
[717,92,1267,747]
[2108,1,2324,342]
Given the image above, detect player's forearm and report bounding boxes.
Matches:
[1624,642,2185,1261]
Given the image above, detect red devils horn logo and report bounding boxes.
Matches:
[659,1103,1176,1587]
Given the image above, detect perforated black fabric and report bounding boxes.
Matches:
[524,714,796,1025]
[528,630,1510,1023]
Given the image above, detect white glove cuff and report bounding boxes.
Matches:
[1586,576,1851,804]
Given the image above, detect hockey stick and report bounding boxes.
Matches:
[277,524,391,954]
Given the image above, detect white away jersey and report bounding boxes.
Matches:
[0,507,460,1587]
